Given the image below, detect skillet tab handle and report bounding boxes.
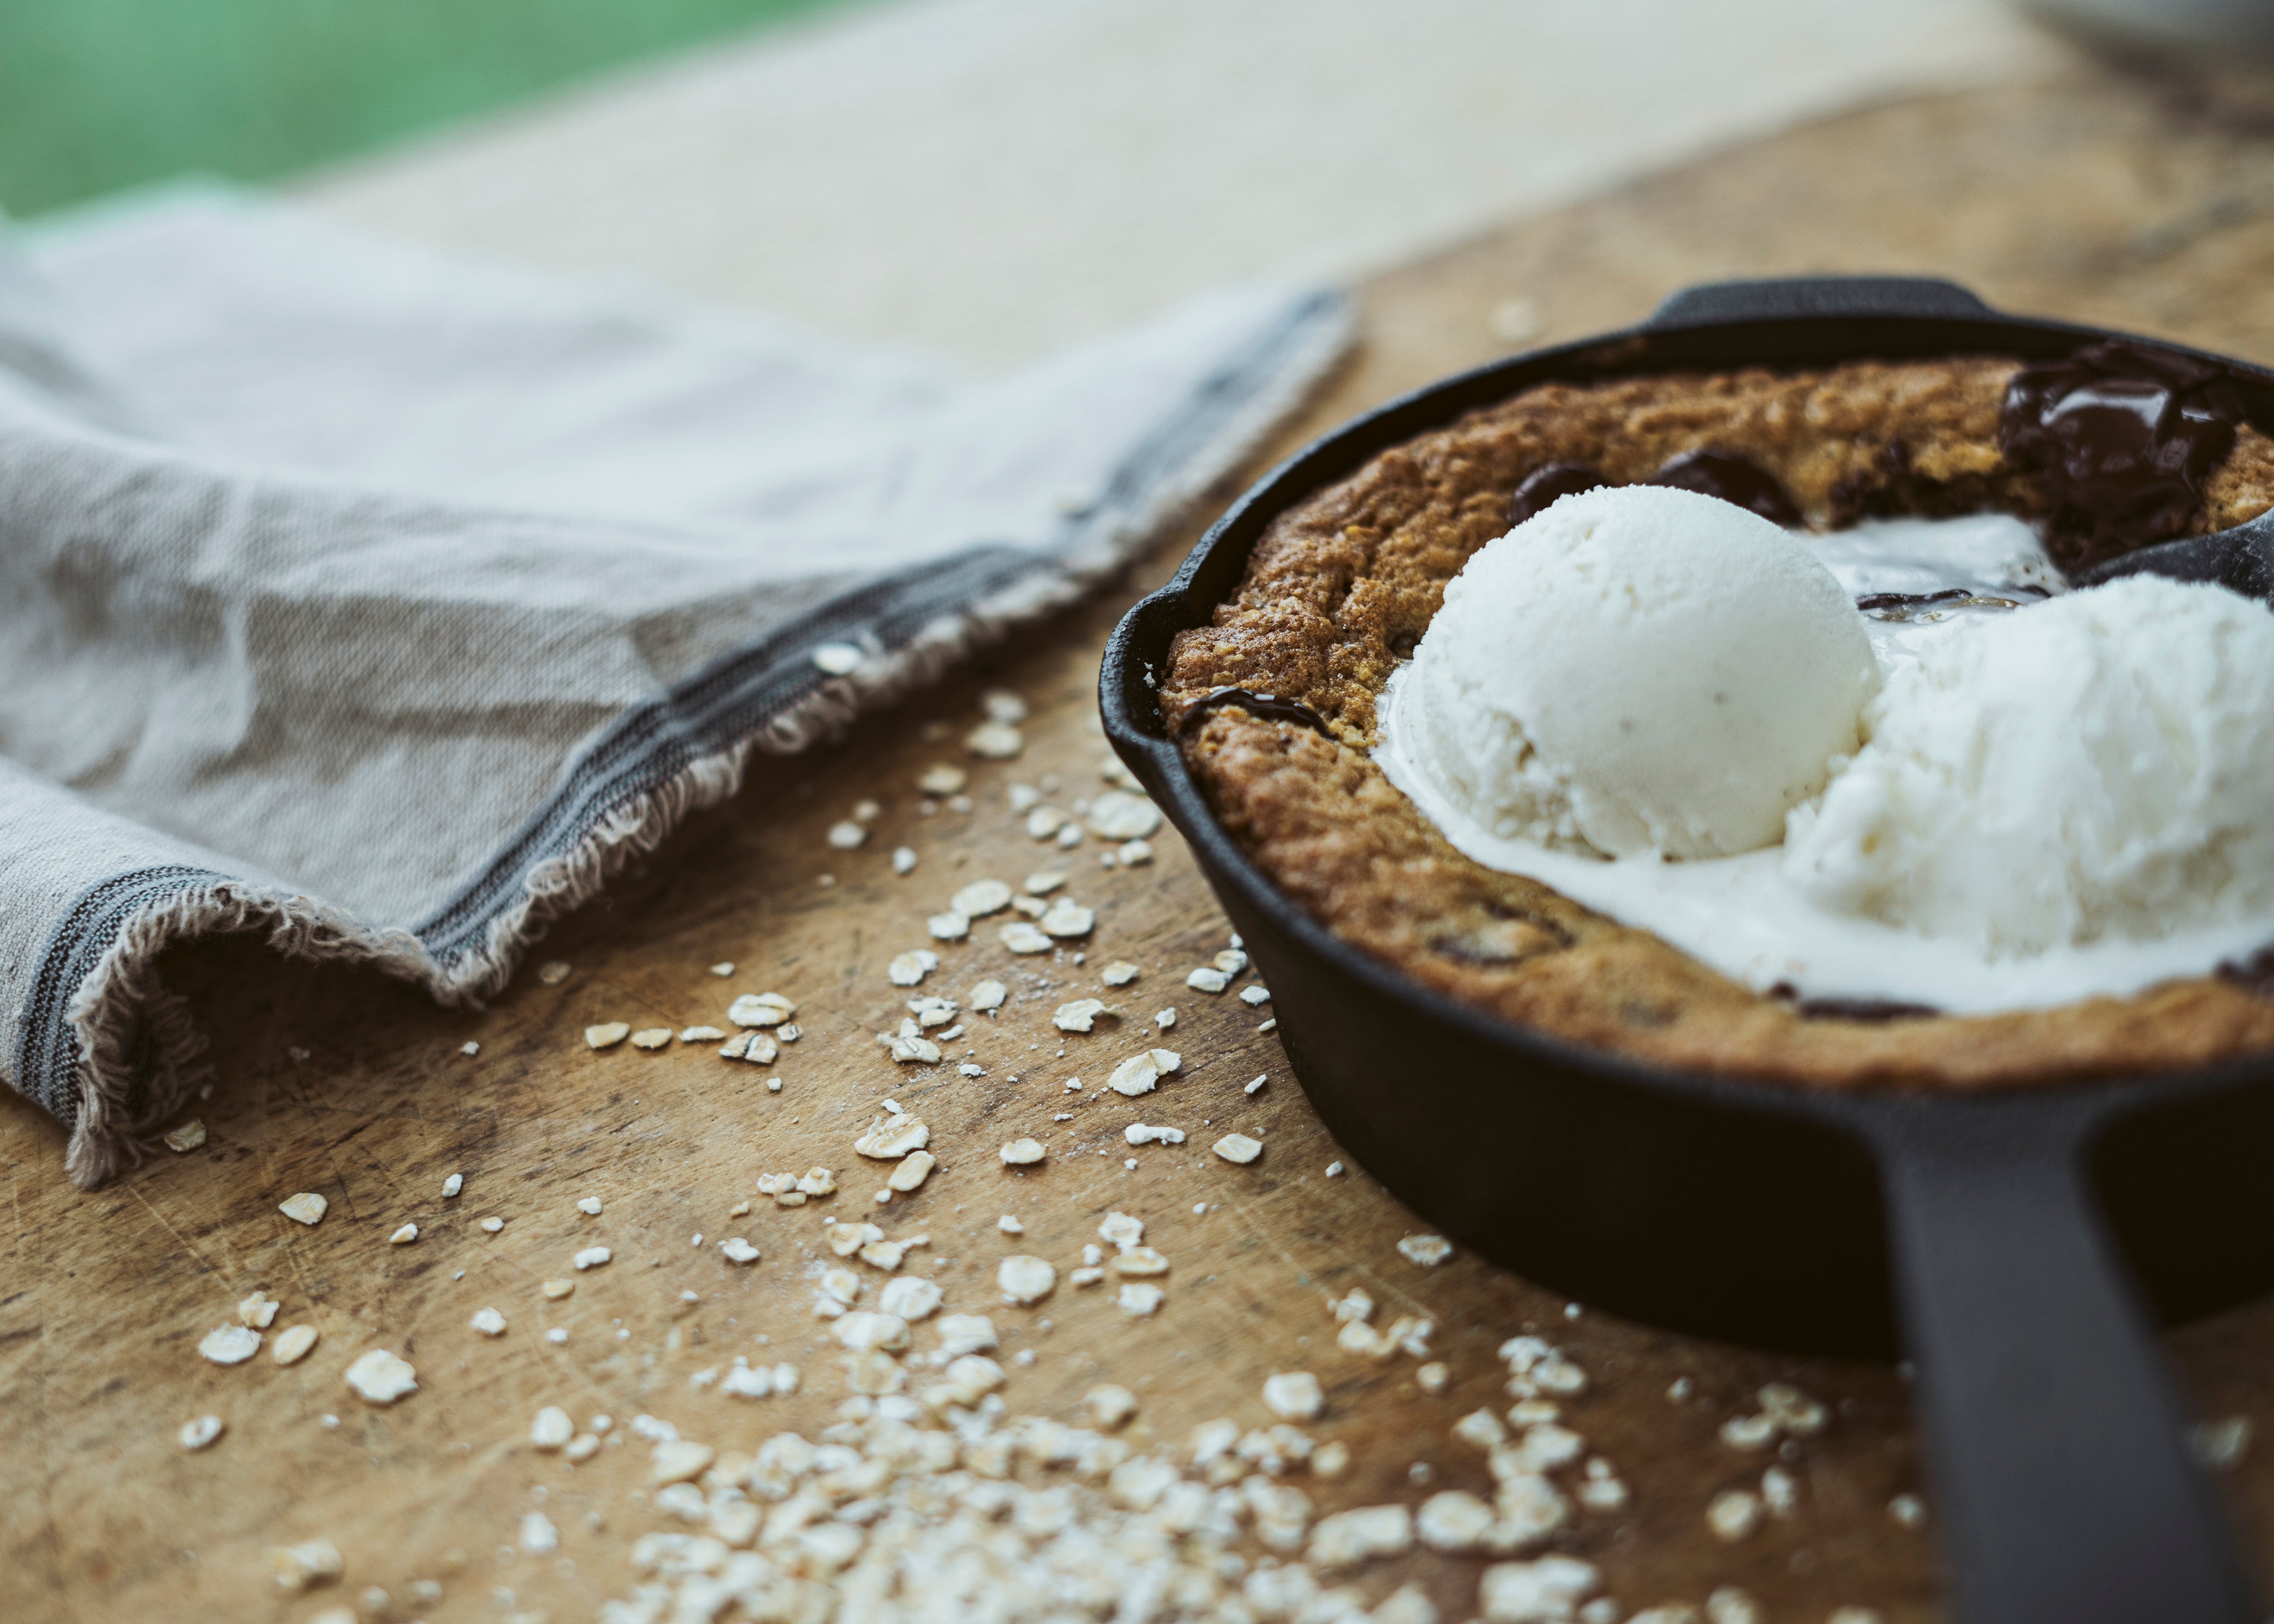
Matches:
[1644,275,1994,329]
[1873,1095,2258,1624]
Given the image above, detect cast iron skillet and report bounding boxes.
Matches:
[1100,276,2274,1624]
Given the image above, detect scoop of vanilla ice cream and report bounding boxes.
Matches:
[1784,575,2274,954]
[1404,484,1879,859]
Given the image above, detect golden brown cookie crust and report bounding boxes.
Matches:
[1163,357,2274,1090]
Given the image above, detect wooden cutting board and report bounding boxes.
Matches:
[10,61,2274,1624]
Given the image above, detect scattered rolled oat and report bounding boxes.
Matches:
[520,1510,560,1556]
[1106,1048,1182,1097]
[1085,790,1162,841]
[709,962,736,977]
[966,721,1024,759]
[1124,1124,1185,1146]
[388,1223,418,1245]
[1707,1488,1764,1542]
[1186,966,1230,993]
[163,1118,207,1153]
[480,1217,505,1234]
[650,1439,716,1485]
[728,992,796,1027]
[887,1151,937,1192]
[585,1022,631,1050]
[1114,1247,1170,1276]
[536,960,572,985]
[888,950,940,986]
[970,979,1008,1013]
[344,1348,418,1405]
[981,689,1027,724]
[1215,948,1250,975]
[272,1324,319,1365]
[1245,1074,1268,1095]
[679,1025,725,1043]
[1759,1380,1829,1436]
[1240,985,1272,1006]
[855,1115,931,1158]
[719,1237,760,1264]
[1039,899,1095,938]
[1417,1488,1495,1552]
[1398,1234,1453,1267]
[892,846,918,875]
[928,910,971,941]
[997,1255,1056,1305]
[811,642,863,675]
[629,1027,672,1050]
[279,1192,328,1227]
[1263,1371,1324,1420]
[1418,1361,1451,1394]
[199,1326,261,1366]
[470,1308,506,1337]
[237,1290,280,1329]
[1116,1282,1165,1316]
[269,1539,343,1591]
[1310,1504,1414,1569]
[997,1214,1024,1233]
[1118,839,1154,865]
[999,921,1052,954]
[179,1414,224,1451]
[442,1173,464,1198]
[576,1196,604,1216]
[952,879,1014,918]
[878,1276,943,1321]
[827,819,868,850]
[1155,1008,1176,1029]
[573,1247,612,1271]
[1480,1557,1599,1622]
[1024,870,1067,895]
[530,1406,575,1450]
[917,763,968,796]
[1053,999,1109,1033]
[1213,1133,1263,1165]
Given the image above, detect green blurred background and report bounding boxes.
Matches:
[0,0,855,218]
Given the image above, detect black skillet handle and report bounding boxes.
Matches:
[1869,1093,2258,1624]
[1644,275,1996,329]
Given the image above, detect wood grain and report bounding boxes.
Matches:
[10,63,2274,1624]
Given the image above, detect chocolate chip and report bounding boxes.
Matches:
[1177,687,1334,740]
[1509,461,1609,526]
[1647,450,1802,526]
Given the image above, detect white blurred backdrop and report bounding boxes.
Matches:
[303,0,2066,368]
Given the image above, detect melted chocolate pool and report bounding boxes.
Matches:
[2000,339,2248,563]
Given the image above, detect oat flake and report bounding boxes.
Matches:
[997,1256,1056,1305]
[344,1348,417,1405]
[198,1325,261,1366]
[272,1324,319,1365]
[279,1192,328,1226]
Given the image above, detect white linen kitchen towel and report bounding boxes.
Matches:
[0,188,1349,1186]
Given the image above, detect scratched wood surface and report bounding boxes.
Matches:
[12,62,2274,1624]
